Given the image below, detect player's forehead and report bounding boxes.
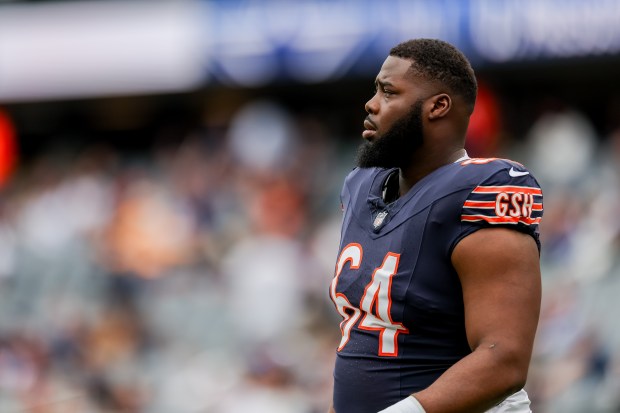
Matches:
[375,56,415,86]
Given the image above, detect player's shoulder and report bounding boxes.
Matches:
[458,157,544,239]
[457,157,529,175]
[453,157,540,189]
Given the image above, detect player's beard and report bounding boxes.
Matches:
[356,100,424,169]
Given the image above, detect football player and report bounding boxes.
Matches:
[328,39,542,413]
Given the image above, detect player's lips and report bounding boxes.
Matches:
[362,119,377,139]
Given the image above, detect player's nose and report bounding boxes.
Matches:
[365,94,379,115]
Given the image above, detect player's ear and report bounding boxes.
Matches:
[428,93,451,119]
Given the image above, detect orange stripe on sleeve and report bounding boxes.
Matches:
[461,215,542,225]
[472,186,543,195]
[463,201,496,208]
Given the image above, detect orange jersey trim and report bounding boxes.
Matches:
[463,200,496,208]
[461,215,542,225]
[472,186,542,195]
[464,200,543,211]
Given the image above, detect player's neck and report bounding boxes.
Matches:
[398,148,468,195]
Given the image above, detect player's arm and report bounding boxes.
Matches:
[382,227,541,413]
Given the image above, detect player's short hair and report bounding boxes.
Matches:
[390,39,477,113]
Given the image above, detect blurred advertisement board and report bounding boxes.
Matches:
[1,0,619,101]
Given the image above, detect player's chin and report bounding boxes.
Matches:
[356,145,392,169]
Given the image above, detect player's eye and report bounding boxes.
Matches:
[372,83,394,97]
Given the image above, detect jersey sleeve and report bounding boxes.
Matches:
[456,167,543,250]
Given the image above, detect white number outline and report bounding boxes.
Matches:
[358,252,409,356]
[330,243,363,351]
[331,243,409,357]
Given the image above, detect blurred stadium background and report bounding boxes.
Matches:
[1,0,620,412]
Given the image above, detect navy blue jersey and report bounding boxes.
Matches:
[330,158,543,413]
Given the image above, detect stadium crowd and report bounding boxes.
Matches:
[0,95,619,413]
